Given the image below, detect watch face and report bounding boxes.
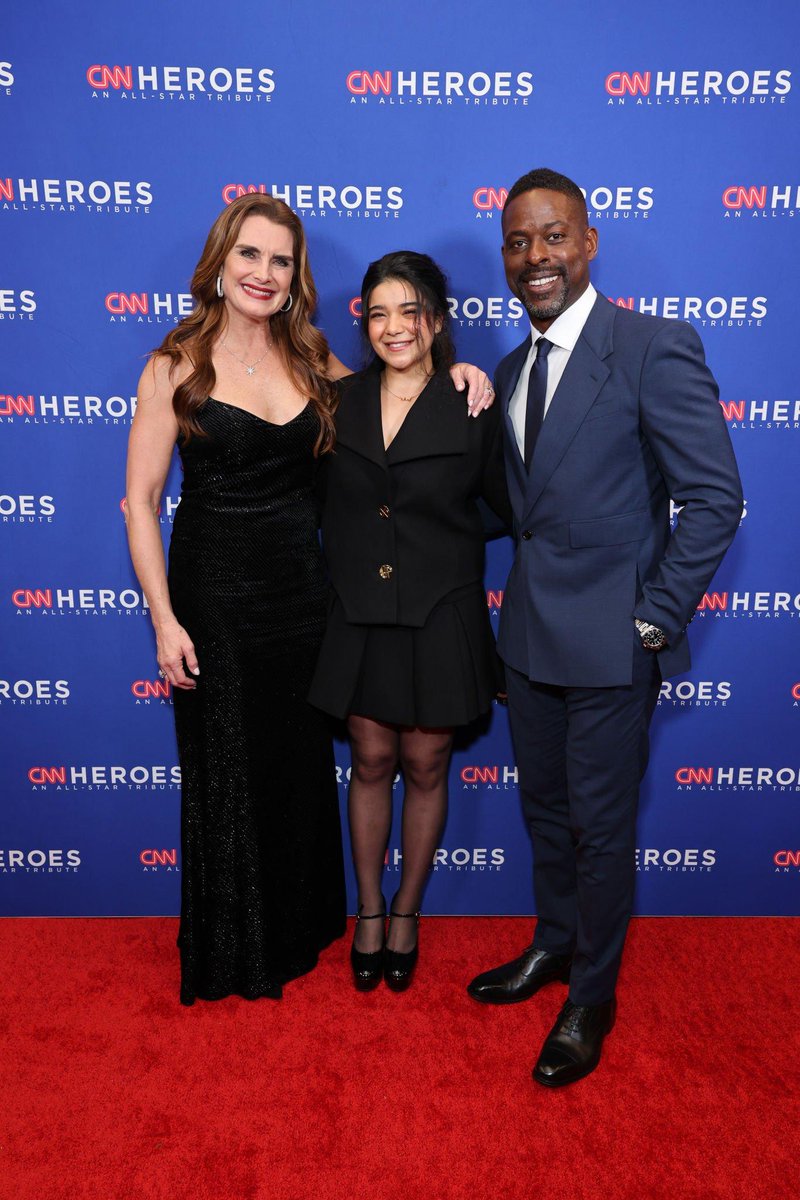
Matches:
[641,626,666,650]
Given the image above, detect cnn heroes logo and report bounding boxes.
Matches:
[131,677,173,706]
[459,764,518,791]
[384,846,506,871]
[0,288,35,320]
[473,184,655,221]
[0,178,152,215]
[605,68,791,106]
[774,850,800,874]
[0,393,137,426]
[657,680,731,709]
[636,848,716,872]
[28,764,181,791]
[723,184,800,219]
[695,591,800,622]
[720,398,800,432]
[0,848,81,874]
[0,679,70,706]
[609,295,767,329]
[674,766,800,792]
[349,294,525,330]
[1,494,54,523]
[105,292,193,326]
[347,68,532,107]
[222,182,404,220]
[140,848,179,873]
[12,587,150,618]
[87,63,275,104]
[0,61,13,93]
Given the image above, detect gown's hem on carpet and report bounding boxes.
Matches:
[178,921,347,1005]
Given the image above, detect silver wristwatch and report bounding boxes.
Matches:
[635,619,667,651]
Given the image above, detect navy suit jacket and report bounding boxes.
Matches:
[496,293,743,687]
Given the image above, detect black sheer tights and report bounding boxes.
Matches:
[347,715,453,954]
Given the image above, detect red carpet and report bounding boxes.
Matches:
[1,917,796,1200]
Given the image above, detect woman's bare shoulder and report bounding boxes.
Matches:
[137,348,194,402]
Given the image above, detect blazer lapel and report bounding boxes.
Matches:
[385,373,468,465]
[333,369,386,468]
[523,296,614,517]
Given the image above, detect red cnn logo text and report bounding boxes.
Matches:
[346,70,392,95]
[722,186,767,210]
[0,394,35,416]
[29,767,67,784]
[87,65,133,89]
[473,187,508,211]
[675,767,714,785]
[13,589,52,608]
[105,293,148,315]
[605,71,651,96]
[460,766,499,784]
[131,680,172,699]
[697,592,728,612]
[140,849,177,866]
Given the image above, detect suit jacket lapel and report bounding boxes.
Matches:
[333,369,386,468]
[523,295,614,517]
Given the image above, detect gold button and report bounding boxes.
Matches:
[378,564,393,580]
[378,505,390,519]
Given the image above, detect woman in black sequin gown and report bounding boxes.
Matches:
[126,195,348,1004]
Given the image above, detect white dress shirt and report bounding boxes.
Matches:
[509,283,598,458]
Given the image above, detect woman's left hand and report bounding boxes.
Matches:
[450,363,495,416]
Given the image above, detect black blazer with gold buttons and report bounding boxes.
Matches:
[317,365,510,628]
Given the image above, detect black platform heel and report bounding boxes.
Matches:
[350,899,386,992]
[384,899,420,993]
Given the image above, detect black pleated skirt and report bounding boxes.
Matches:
[309,582,503,728]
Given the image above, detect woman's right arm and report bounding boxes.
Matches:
[125,356,199,690]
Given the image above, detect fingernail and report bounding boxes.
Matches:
[192,668,200,675]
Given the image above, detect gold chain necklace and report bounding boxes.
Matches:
[381,375,429,404]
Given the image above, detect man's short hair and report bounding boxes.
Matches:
[504,168,588,222]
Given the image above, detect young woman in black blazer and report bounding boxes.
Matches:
[309,251,509,991]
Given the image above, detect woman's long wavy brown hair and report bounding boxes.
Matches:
[155,193,336,453]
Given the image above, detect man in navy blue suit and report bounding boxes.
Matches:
[467,168,742,1087]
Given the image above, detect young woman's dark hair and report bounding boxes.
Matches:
[360,250,455,372]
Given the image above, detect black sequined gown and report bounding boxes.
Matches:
[168,398,346,1005]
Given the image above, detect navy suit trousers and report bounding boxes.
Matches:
[506,636,661,1006]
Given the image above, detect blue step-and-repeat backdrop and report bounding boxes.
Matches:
[2,1,798,917]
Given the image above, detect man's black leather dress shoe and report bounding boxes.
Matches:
[466,946,572,1005]
[532,997,616,1088]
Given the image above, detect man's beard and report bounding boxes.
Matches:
[517,269,570,322]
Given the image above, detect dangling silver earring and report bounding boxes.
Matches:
[280,293,293,313]
[216,272,224,299]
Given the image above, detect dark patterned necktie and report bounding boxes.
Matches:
[524,336,552,470]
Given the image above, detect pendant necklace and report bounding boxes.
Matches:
[381,375,429,404]
[220,336,273,376]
